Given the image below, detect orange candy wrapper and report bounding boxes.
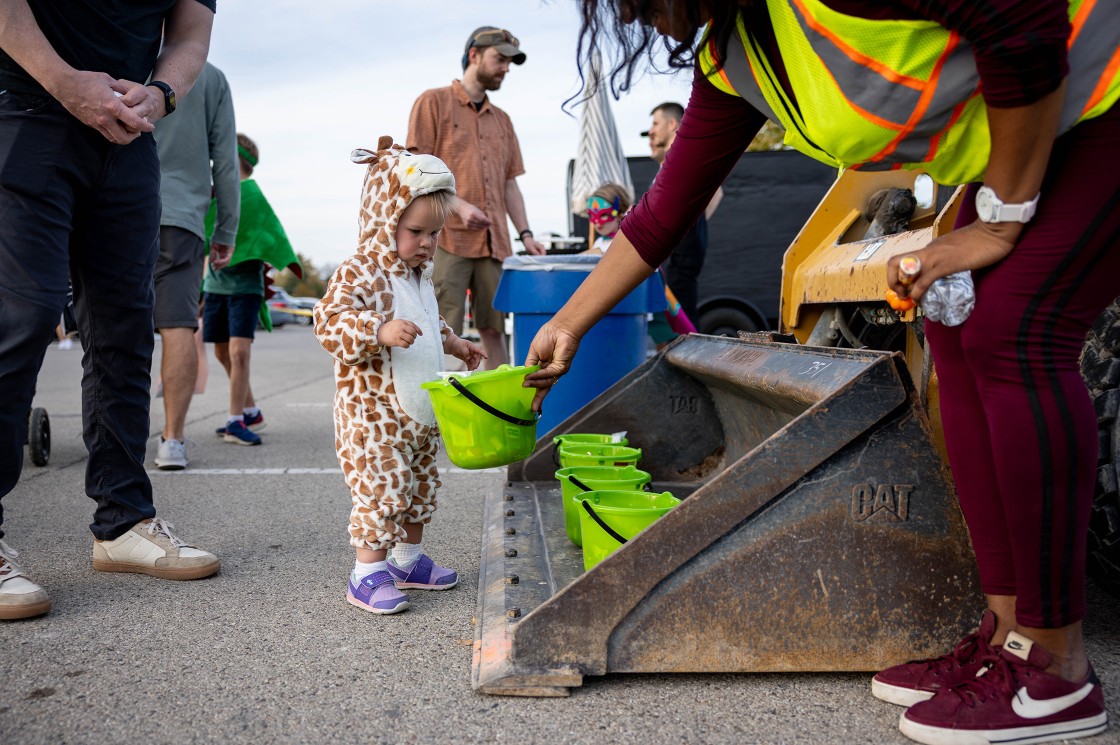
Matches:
[885,288,916,312]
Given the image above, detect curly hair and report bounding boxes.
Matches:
[573,1,741,98]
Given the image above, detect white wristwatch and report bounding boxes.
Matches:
[975,185,1039,224]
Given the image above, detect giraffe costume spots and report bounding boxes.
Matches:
[314,135,456,551]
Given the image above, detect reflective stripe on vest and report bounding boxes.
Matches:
[699,0,1120,185]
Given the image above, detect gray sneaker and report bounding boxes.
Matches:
[155,437,188,470]
[93,518,220,580]
[0,539,51,620]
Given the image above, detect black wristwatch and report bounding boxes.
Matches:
[148,80,176,116]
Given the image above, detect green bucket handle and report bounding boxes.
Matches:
[447,376,541,427]
[581,499,627,546]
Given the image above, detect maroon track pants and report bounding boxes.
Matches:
[926,104,1120,628]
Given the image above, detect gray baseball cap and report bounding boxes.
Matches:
[462,27,526,69]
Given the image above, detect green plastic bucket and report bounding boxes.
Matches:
[421,364,540,469]
[578,490,680,570]
[554,465,651,546]
[557,443,642,469]
[551,433,629,466]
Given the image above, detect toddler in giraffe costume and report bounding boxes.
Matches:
[314,136,485,615]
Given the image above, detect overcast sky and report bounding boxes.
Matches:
[206,1,693,272]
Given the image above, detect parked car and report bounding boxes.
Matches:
[266,288,318,327]
[288,294,320,326]
[264,288,298,328]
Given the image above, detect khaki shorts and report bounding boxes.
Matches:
[431,247,505,334]
[153,226,205,330]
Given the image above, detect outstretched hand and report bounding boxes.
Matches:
[523,322,583,412]
[887,221,1019,302]
[448,336,487,371]
[377,319,423,349]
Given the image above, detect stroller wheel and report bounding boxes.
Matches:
[28,407,50,467]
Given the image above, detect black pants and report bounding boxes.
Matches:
[0,91,160,540]
[663,215,707,322]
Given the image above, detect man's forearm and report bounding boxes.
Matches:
[0,0,74,94]
[210,88,241,245]
[504,178,531,234]
[148,0,213,101]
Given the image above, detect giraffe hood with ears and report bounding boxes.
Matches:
[350,135,456,278]
[314,138,458,550]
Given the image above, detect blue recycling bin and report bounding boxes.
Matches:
[493,255,666,434]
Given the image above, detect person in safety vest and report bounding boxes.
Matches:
[523,3,1120,744]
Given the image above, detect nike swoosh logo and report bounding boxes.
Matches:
[1012,684,1094,719]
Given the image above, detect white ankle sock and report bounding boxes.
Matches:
[352,559,386,582]
[390,543,422,569]
[244,406,260,418]
[227,414,243,426]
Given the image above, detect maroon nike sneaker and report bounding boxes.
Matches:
[872,610,999,707]
[899,631,1107,745]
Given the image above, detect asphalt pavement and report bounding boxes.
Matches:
[2,327,1119,744]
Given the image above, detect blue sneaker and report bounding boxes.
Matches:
[242,410,266,432]
[223,419,261,446]
[347,570,409,615]
[216,410,265,437]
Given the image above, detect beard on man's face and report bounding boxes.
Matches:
[476,66,505,91]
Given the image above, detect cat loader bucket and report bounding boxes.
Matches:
[473,333,982,696]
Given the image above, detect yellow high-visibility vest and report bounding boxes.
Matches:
[698,0,1120,184]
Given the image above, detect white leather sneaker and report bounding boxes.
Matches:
[92,518,220,580]
[0,538,51,620]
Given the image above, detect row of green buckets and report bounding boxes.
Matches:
[553,434,680,570]
[420,367,680,570]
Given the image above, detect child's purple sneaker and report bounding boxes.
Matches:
[387,554,457,591]
[347,570,410,615]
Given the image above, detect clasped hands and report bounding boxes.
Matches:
[54,71,167,145]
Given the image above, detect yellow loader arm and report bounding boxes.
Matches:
[780,169,965,340]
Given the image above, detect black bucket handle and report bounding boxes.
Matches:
[447,376,541,427]
[581,499,627,545]
[568,474,593,492]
